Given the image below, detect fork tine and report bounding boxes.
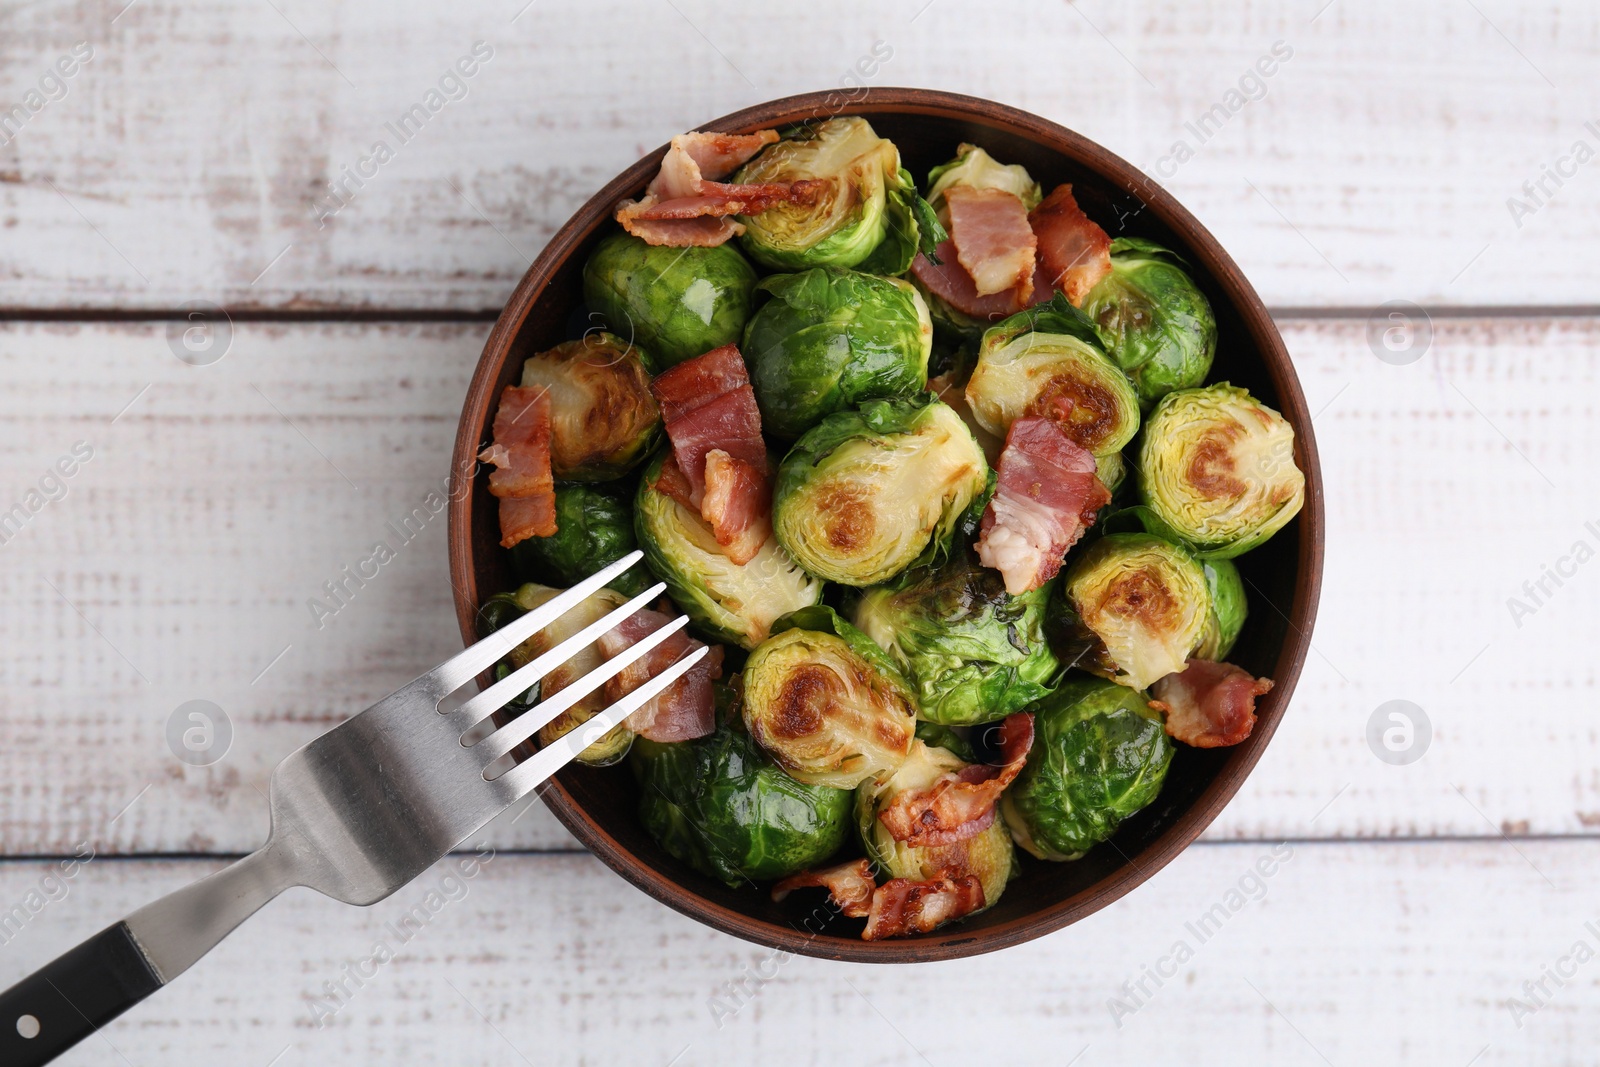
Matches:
[448,581,669,734]
[469,614,690,766]
[422,550,645,694]
[492,647,709,794]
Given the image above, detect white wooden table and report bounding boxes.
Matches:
[2,1,1596,1062]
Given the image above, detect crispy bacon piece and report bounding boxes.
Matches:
[976,416,1111,595]
[877,713,1035,848]
[863,869,986,940]
[1149,659,1274,748]
[478,385,556,548]
[598,608,722,742]
[650,344,772,559]
[946,185,1037,300]
[910,239,1030,322]
[772,858,875,918]
[701,449,772,566]
[1030,185,1112,306]
[615,130,824,247]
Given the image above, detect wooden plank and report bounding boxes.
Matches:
[2,0,1597,311]
[0,315,1593,855]
[0,842,1592,1065]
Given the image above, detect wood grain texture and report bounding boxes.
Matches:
[1,0,1597,311]
[0,315,1590,856]
[0,843,1595,1065]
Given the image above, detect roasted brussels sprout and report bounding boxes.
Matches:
[519,333,661,480]
[1195,558,1248,661]
[925,143,1043,217]
[855,740,1014,908]
[1096,451,1128,496]
[581,232,758,367]
[1079,238,1217,407]
[742,267,933,438]
[1135,383,1305,558]
[510,483,652,597]
[735,117,936,273]
[965,294,1141,458]
[631,688,853,886]
[484,583,634,766]
[852,554,1058,726]
[1002,676,1174,860]
[1056,533,1211,690]
[743,606,918,789]
[635,452,823,649]
[773,396,988,587]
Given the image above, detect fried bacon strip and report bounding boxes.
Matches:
[1149,658,1274,748]
[946,185,1037,300]
[976,416,1111,595]
[863,869,986,940]
[616,130,824,247]
[1030,184,1112,306]
[478,385,556,548]
[597,608,722,742]
[650,344,772,563]
[772,858,875,918]
[877,713,1035,848]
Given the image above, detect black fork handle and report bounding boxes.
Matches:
[0,921,163,1065]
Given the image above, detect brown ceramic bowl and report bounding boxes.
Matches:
[448,88,1323,963]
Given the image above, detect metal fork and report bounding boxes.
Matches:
[0,551,698,1066]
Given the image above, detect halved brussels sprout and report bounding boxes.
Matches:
[1056,533,1211,690]
[581,232,758,367]
[1002,676,1174,860]
[965,294,1141,457]
[735,117,936,274]
[1195,558,1248,661]
[1137,383,1306,558]
[925,143,1043,219]
[635,452,823,649]
[855,740,1015,908]
[1096,451,1128,496]
[632,686,852,886]
[742,267,933,438]
[485,583,634,766]
[773,396,988,587]
[852,553,1058,726]
[510,482,652,597]
[519,333,661,480]
[1079,238,1217,408]
[742,606,918,789]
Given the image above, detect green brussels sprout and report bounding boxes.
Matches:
[1096,451,1128,496]
[742,267,933,438]
[735,117,938,274]
[1079,238,1216,408]
[581,232,758,367]
[484,583,634,766]
[965,293,1141,458]
[631,688,853,886]
[925,143,1043,219]
[1056,533,1211,690]
[635,452,823,650]
[519,333,661,480]
[510,483,652,597]
[1195,558,1248,661]
[773,395,988,587]
[743,606,918,789]
[1136,383,1305,558]
[913,719,975,762]
[1002,676,1174,860]
[852,553,1058,726]
[855,740,1015,911]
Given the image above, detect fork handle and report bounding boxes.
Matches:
[0,921,162,1065]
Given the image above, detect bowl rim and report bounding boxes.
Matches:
[447,86,1325,963]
